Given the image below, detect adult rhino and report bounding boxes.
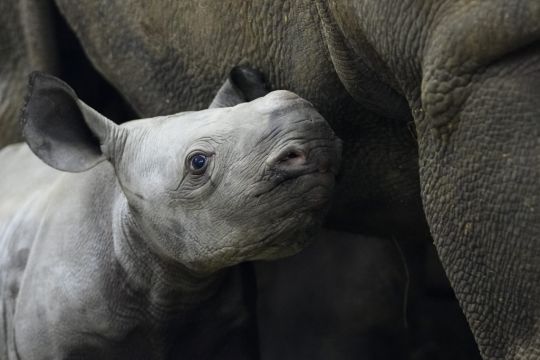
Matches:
[0,70,341,359]
[1,1,539,359]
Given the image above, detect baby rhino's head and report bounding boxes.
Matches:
[22,71,342,274]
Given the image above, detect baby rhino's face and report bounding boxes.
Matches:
[119,90,342,274]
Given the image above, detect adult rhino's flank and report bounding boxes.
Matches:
[0,71,341,359]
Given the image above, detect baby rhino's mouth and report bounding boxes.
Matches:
[254,170,334,203]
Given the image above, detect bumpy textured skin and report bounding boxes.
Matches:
[327,2,540,359]
[0,74,341,359]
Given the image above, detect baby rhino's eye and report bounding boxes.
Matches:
[189,153,208,174]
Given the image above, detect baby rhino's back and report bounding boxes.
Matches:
[0,143,63,358]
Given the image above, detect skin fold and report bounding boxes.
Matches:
[0,1,538,359]
[0,72,341,359]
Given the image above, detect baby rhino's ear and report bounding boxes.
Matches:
[21,72,119,172]
[209,66,270,108]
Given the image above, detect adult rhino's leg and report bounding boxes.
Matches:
[416,3,540,358]
[324,0,539,357]
[0,0,59,147]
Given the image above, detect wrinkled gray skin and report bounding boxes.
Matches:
[0,72,341,359]
[1,1,540,359]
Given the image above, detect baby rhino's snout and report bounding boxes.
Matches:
[259,91,342,178]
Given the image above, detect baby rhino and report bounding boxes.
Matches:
[0,69,341,359]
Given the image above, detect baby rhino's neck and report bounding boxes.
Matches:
[111,196,224,318]
[83,195,257,358]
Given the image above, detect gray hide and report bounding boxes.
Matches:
[0,71,341,359]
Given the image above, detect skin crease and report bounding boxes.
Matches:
[0,0,538,359]
[0,73,341,359]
